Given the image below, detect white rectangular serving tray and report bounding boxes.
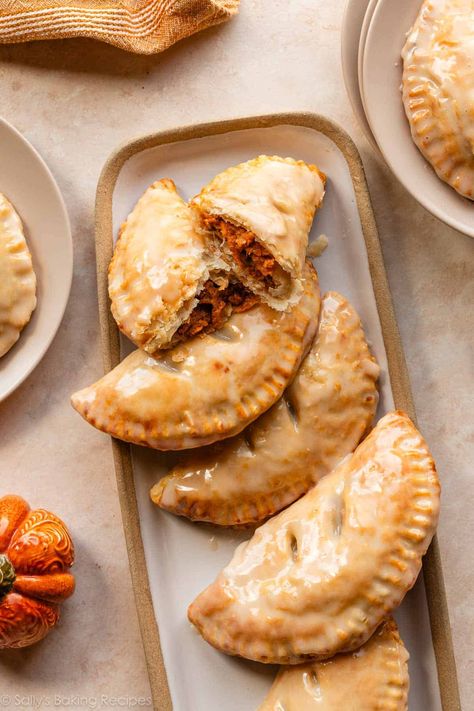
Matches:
[95,114,460,711]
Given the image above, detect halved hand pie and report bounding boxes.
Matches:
[258,618,409,710]
[72,262,320,451]
[0,194,37,358]
[191,156,326,309]
[188,411,440,663]
[151,291,379,525]
[108,179,257,353]
[402,0,474,200]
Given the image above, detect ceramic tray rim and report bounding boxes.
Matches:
[94,112,461,711]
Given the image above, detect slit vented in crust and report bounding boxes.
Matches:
[188,411,440,663]
[0,193,37,358]
[401,0,474,200]
[72,262,320,451]
[151,292,380,525]
[257,618,409,710]
[191,156,326,309]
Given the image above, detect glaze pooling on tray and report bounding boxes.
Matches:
[72,262,320,451]
[188,411,440,664]
[108,178,258,354]
[191,156,326,309]
[258,618,409,710]
[402,0,474,200]
[0,194,37,358]
[151,291,379,525]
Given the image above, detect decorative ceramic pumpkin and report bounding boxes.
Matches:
[0,494,75,648]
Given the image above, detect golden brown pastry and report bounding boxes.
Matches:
[108,178,258,353]
[151,292,379,525]
[188,411,440,663]
[258,618,409,711]
[402,0,474,200]
[0,194,37,358]
[191,156,326,309]
[72,262,320,451]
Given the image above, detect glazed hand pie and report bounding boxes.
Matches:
[258,618,409,711]
[188,411,440,664]
[151,291,379,525]
[108,179,258,354]
[72,262,320,451]
[402,0,474,200]
[191,156,326,309]
[0,194,37,358]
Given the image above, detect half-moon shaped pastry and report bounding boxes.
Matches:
[188,411,440,663]
[72,262,320,451]
[151,291,379,525]
[191,156,326,310]
[402,0,474,200]
[109,179,258,354]
[0,194,37,358]
[258,618,409,711]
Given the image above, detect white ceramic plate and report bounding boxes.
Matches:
[0,118,73,400]
[357,0,379,106]
[341,0,377,148]
[362,0,474,238]
[112,124,443,711]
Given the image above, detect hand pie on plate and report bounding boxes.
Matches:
[108,179,258,354]
[72,262,320,451]
[0,194,37,358]
[402,0,474,200]
[258,618,409,711]
[151,292,379,525]
[191,156,326,310]
[188,411,440,663]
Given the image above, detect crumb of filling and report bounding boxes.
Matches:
[174,279,259,342]
[307,234,328,258]
[202,214,278,287]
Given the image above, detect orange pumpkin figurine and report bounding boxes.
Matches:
[0,494,75,648]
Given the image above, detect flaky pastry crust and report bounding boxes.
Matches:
[402,0,474,199]
[191,156,326,309]
[151,292,379,525]
[258,618,409,710]
[188,411,440,663]
[108,179,231,353]
[0,194,37,358]
[72,262,320,451]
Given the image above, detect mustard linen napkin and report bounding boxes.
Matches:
[0,0,239,54]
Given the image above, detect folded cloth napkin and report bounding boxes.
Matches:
[0,0,239,54]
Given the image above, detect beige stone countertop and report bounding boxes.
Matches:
[0,1,472,709]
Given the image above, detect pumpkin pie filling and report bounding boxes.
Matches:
[174,278,259,343]
[201,214,285,289]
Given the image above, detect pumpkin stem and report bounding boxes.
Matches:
[0,554,15,599]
